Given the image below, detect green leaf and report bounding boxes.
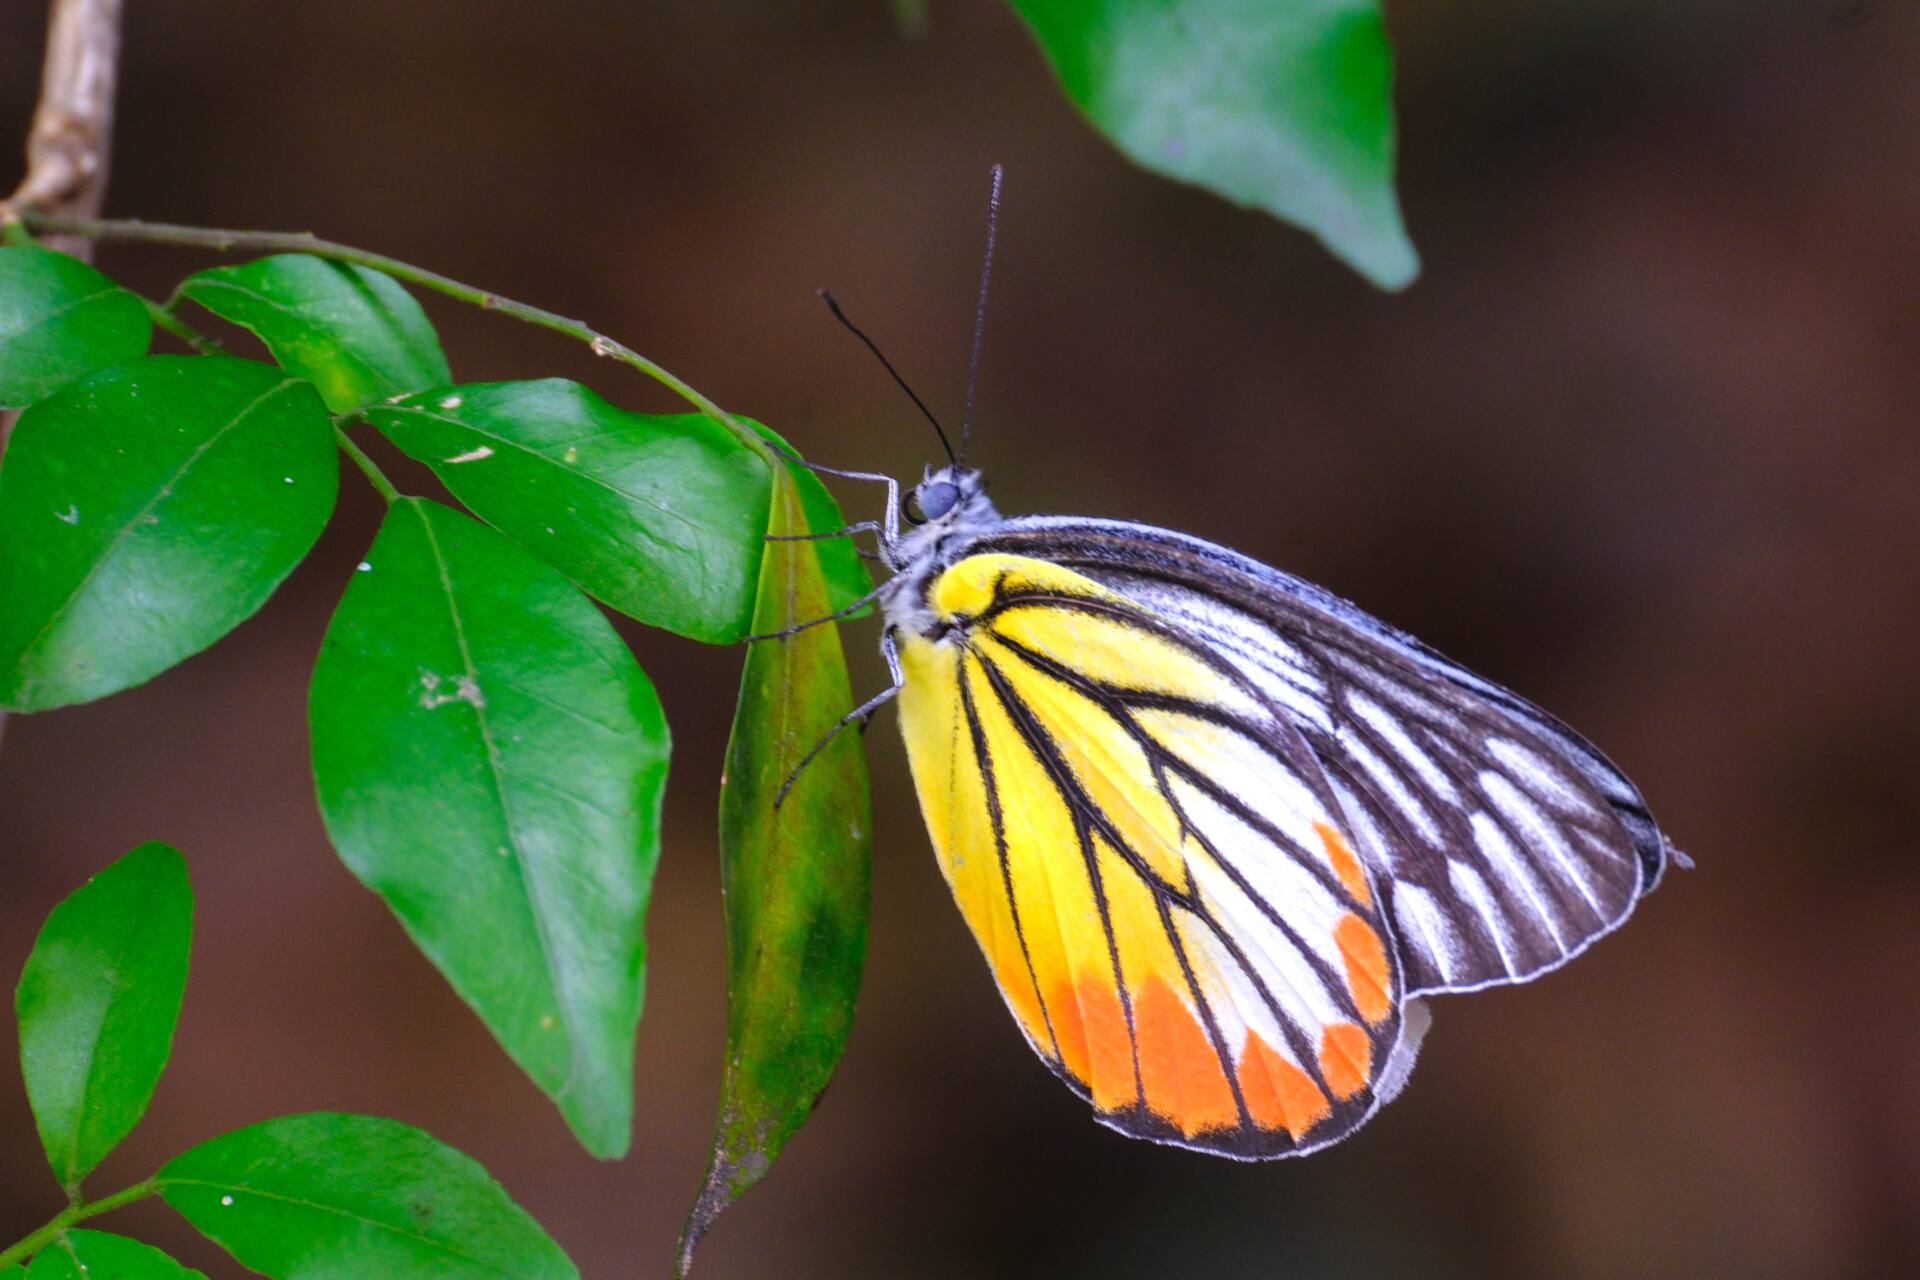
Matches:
[179,255,450,413]
[0,355,338,711]
[15,842,191,1192]
[745,420,874,618]
[23,1231,206,1280]
[364,382,870,642]
[157,1113,575,1280]
[363,381,767,643]
[309,498,667,1157]
[679,469,873,1275]
[1008,0,1418,288]
[0,248,151,408]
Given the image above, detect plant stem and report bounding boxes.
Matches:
[141,296,218,353]
[1,0,123,258]
[18,212,778,467]
[333,423,402,506]
[0,1178,157,1269]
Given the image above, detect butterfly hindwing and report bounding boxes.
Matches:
[896,553,1416,1157]
[963,518,1669,996]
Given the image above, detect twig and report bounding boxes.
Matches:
[19,212,779,467]
[0,1178,156,1269]
[2,0,124,255]
[141,296,219,353]
[333,424,403,506]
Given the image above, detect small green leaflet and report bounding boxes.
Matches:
[14,842,192,1193]
[365,380,870,643]
[1008,0,1418,288]
[179,254,451,412]
[309,498,668,1158]
[0,247,151,408]
[22,1231,206,1280]
[679,467,873,1275]
[0,355,337,711]
[157,1113,576,1280]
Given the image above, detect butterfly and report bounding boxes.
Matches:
[788,170,1677,1159]
[807,462,1675,1159]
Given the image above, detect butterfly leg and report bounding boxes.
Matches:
[773,627,905,809]
[766,520,883,542]
[742,579,889,643]
[766,519,890,566]
[777,457,903,547]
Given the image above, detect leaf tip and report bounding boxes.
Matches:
[567,1109,632,1162]
[677,1147,769,1279]
[1345,224,1421,292]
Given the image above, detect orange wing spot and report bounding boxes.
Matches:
[1237,1032,1330,1140]
[1315,822,1372,908]
[1333,912,1393,1025]
[1318,1022,1374,1101]
[1046,979,1090,1084]
[1135,979,1237,1136]
[1049,977,1138,1111]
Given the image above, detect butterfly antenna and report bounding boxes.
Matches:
[958,163,1003,468]
[816,288,956,466]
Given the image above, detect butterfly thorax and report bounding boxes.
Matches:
[879,465,1001,639]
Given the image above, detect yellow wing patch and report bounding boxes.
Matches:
[898,553,1409,1157]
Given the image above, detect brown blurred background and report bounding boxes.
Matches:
[3,2,1918,1276]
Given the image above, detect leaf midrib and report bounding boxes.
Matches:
[735,481,808,1002]
[160,1177,527,1274]
[49,863,168,1188]
[411,504,589,1106]
[7,375,305,699]
[385,404,730,547]
[185,277,403,393]
[0,284,126,346]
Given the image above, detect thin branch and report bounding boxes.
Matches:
[19,212,779,467]
[142,296,219,353]
[2,0,124,254]
[0,1178,157,1269]
[333,424,403,506]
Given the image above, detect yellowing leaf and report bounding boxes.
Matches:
[679,467,874,1274]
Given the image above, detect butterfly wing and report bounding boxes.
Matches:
[963,517,1671,996]
[896,552,1426,1158]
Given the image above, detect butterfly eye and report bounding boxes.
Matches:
[914,480,960,521]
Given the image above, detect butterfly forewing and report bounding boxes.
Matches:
[966,518,1668,996]
[896,553,1417,1157]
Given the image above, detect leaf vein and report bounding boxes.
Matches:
[160,1179,514,1272]
[411,505,589,1102]
[8,376,307,698]
[0,284,126,345]
[383,406,722,545]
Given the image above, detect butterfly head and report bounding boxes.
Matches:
[904,464,993,530]
[880,465,1000,611]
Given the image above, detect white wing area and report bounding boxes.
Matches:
[965,517,1669,995]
